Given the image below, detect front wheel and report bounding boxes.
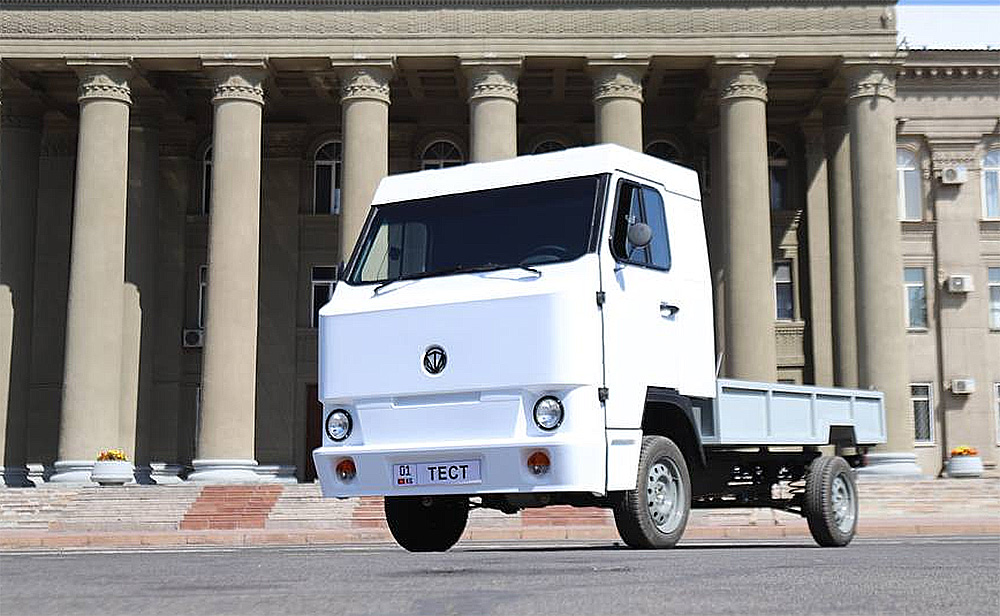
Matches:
[384,495,469,552]
[803,455,858,547]
[613,435,691,549]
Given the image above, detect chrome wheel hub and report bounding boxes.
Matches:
[646,458,684,534]
[831,474,857,533]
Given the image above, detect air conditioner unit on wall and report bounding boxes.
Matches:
[940,166,968,185]
[951,378,976,395]
[946,274,974,293]
[182,329,204,348]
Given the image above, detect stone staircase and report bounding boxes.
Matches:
[180,485,283,530]
[0,476,995,535]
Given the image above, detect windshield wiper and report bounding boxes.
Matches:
[373,262,541,294]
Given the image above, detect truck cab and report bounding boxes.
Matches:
[314,145,875,551]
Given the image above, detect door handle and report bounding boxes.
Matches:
[660,302,680,318]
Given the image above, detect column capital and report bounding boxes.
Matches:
[202,59,267,106]
[714,57,774,103]
[68,59,133,105]
[586,58,649,103]
[842,59,902,102]
[331,57,395,104]
[460,56,522,103]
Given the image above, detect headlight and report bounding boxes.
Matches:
[325,409,353,441]
[533,396,564,431]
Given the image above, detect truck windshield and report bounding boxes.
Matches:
[347,175,606,285]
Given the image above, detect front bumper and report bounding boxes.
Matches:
[313,434,606,497]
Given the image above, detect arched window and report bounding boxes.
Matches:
[314,141,343,215]
[897,148,923,221]
[982,149,1000,219]
[421,141,463,170]
[644,140,682,164]
[532,140,567,154]
[768,141,789,211]
[201,146,212,215]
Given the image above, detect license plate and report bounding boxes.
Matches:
[393,460,482,487]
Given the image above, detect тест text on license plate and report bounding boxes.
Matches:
[393,460,481,486]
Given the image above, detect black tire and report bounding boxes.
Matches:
[613,435,691,549]
[803,455,858,547]
[384,495,469,552]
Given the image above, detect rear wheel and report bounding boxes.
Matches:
[613,435,691,549]
[384,495,469,552]
[803,455,858,547]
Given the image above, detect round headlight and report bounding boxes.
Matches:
[325,409,352,441]
[533,396,564,431]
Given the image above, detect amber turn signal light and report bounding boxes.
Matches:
[527,451,551,476]
[336,458,357,481]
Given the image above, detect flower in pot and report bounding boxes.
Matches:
[947,445,983,478]
[91,449,134,486]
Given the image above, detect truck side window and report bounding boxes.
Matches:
[612,181,671,271]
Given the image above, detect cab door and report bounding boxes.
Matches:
[599,176,682,431]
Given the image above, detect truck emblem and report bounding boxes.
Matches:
[423,345,447,375]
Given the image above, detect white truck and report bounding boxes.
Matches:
[313,144,885,552]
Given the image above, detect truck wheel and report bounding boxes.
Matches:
[803,455,858,547]
[384,495,468,552]
[613,435,691,549]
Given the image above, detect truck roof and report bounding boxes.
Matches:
[372,143,702,205]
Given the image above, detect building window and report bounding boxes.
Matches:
[897,148,922,221]
[201,146,212,215]
[314,141,343,215]
[532,140,567,154]
[311,266,337,327]
[198,265,208,328]
[989,267,1000,330]
[983,149,1000,219]
[645,140,682,164]
[768,141,789,211]
[421,140,463,170]
[774,261,794,320]
[911,383,934,444]
[904,267,928,330]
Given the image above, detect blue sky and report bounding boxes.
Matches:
[897,1,999,49]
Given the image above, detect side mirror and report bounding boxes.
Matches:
[627,222,653,249]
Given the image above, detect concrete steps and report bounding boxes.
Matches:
[0,476,995,534]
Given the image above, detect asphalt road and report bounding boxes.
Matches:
[2,537,998,616]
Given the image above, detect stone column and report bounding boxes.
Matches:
[824,108,859,388]
[461,57,521,162]
[715,58,777,382]
[123,111,161,481]
[333,59,394,262]
[188,61,267,483]
[845,61,919,476]
[51,61,133,483]
[587,59,648,151]
[1,92,43,487]
[803,120,834,386]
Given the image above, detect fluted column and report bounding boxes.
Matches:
[188,61,266,483]
[1,91,43,487]
[716,58,777,382]
[587,59,648,151]
[824,107,858,388]
[51,61,133,483]
[333,59,394,261]
[462,57,521,162]
[845,61,919,476]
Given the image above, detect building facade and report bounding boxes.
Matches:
[1,1,997,485]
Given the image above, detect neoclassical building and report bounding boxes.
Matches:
[1,1,998,485]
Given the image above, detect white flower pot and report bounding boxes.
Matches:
[91,460,134,486]
[946,456,984,478]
